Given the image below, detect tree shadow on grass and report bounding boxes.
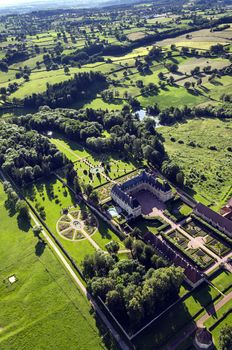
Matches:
[132,300,196,350]
[192,282,216,318]
[98,219,113,240]
[35,239,47,257]
[94,313,120,350]
[17,215,31,232]
[4,199,16,217]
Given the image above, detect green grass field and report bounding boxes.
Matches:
[0,181,107,350]
[159,118,232,209]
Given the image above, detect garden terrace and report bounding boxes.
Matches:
[163,229,215,270]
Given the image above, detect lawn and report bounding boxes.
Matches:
[0,181,107,350]
[206,307,232,349]
[159,118,232,209]
[165,196,192,222]
[131,216,170,236]
[210,270,232,294]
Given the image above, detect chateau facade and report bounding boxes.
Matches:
[194,203,232,237]
[111,171,173,218]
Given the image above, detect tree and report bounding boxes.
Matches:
[89,190,99,205]
[219,325,232,350]
[64,65,70,75]
[106,240,120,254]
[16,200,30,221]
[184,81,191,90]
[176,172,185,186]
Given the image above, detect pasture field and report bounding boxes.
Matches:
[159,118,232,209]
[0,181,107,350]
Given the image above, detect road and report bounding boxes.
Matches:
[30,211,130,350]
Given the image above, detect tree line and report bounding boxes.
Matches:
[0,122,69,186]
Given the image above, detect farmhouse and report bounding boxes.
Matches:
[111,171,173,218]
[194,203,232,237]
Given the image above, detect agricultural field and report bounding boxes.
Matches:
[0,181,107,350]
[1,9,231,111]
[159,118,232,209]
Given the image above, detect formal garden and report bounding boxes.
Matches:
[163,229,215,270]
[23,175,125,265]
[182,217,231,257]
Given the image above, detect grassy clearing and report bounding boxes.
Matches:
[0,182,106,350]
[138,84,207,108]
[159,118,232,209]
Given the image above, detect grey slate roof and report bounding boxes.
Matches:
[111,171,171,210]
[195,203,232,234]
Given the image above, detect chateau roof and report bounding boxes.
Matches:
[195,203,232,234]
[111,171,171,210]
[111,184,140,209]
[121,171,171,193]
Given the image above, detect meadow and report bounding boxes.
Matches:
[0,181,108,350]
[159,118,232,209]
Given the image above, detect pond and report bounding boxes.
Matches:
[134,109,161,127]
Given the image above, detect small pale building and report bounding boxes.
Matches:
[194,327,213,350]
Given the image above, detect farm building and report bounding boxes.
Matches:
[194,203,232,237]
[111,171,173,218]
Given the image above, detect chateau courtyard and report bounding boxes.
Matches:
[134,190,166,216]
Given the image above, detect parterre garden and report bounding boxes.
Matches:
[50,133,138,190]
[182,217,231,257]
[163,229,215,270]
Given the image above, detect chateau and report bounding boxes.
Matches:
[111,171,173,218]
